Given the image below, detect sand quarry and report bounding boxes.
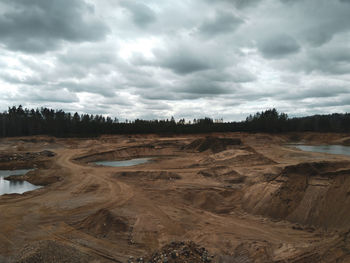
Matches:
[2,133,350,262]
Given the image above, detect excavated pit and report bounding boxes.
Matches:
[75,144,176,164]
[243,160,350,229]
[3,134,350,263]
[184,136,242,153]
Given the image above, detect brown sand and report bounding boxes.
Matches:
[1,133,350,262]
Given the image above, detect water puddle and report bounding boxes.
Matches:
[291,145,350,156]
[94,158,151,167]
[0,169,41,195]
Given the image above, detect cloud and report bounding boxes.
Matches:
[7,87,79,104]
[199,11,244,36]
[152,39,232,75]
[121,1,156,28]
[280,33,350,75]
[280,0,350,47]
[159,51,210,75]
[0,0,108,53]
[209,0,263,9]
[0,0,350,120]
[258,34,301,59]
[278,85,349,100]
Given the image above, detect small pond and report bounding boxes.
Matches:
[292,145,350,156]
[0,169,41,195]
[94,158,151,167]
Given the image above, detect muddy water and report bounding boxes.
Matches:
[0,169,41,195]
[293,145,350,156]
[94,158,150,167]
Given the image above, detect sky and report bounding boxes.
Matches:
[0,0,349,121]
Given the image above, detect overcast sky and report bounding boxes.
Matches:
[0,0,349,121]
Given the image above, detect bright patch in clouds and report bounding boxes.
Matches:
[119,37,161,60]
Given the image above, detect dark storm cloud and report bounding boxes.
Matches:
[0,0,108,53]
[151,41,232,75]
[278,85,350,100]
[121,1,156,28]
[279,0,350,47]
[132,66,255,101]
[178,81,235,95]
[209,0,262,9]
[156,48,211,75]
[303,21,349,47]
[282,36,350,75]
[258,34,301,59]
[279,0,304,4]
[199,11,244,36]
[160,54,210,75]
[306,47,350,75]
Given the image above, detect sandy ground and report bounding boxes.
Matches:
[1,133,350,262]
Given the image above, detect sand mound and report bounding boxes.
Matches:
[142,241,214,263]
[72,183,100,195]
[199,166,237,177]
[199,166,245,184]
[76,144,172,163]
[202,151,276,167]
[243,161,350,229]
[184,136,241,153]
[183,188,240,214]
[116,171,181,180]
[217,241,273,263]
[14,240,94,263]
[75,209,128,239]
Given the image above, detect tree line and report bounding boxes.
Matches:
[1,106,350,137]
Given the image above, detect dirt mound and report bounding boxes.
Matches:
[184,136,241,153]
[141,241,214,263]
[243,161,350,229]
[199,166,238,177]
[75,208,128,239]
[73,183,100,194]
[14,240,94,263]
[218,241,273,263]
[183,188,240,214]
[199,166,246,184]
[202,151,276,167]
[116,171,181,180]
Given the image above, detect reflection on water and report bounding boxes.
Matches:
[0,169,41,195]
[292,145,350,156]
[94,158,150,167]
